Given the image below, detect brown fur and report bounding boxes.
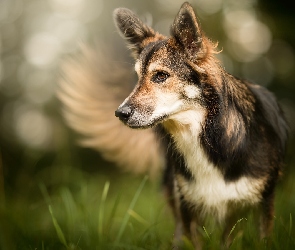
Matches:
[113,2,287,249]
[58,2,287,249]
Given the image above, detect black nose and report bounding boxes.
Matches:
[115,105,133,122]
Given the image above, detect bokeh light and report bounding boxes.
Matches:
[223,7,272,62]
[0,0,294,153]
[197,0,223,14]
[18,64,56,105]
[48,0,86,19]
[14,107,52,149]
[0,0,106,150]
[24,32,62,67]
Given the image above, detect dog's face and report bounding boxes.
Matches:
[114,3,218,128]
[116,39,205,129]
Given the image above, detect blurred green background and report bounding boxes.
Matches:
[0,0,295,249]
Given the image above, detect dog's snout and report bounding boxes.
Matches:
[115,105,133,122]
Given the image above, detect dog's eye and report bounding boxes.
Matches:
[152,71,170,83]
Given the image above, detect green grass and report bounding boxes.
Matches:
[1,161,295,250]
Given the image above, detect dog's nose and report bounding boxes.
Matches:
[115,105,133,122]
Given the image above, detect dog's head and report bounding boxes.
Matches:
[114,2,219,129]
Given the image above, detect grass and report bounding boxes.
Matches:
[1,158,295,249]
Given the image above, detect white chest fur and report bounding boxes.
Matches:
[166,110,265,222]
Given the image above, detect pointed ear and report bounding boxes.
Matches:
[113,8,156,57]
[171,2,204,59]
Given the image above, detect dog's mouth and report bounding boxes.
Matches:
[122,114,168,129]
[115,103,170,129]
[115,104,192,130]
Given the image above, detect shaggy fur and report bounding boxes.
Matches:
[113,2,287,248]
[59,2,288,249]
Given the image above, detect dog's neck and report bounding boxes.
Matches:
[162,109,208,174]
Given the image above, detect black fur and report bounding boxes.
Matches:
[114,8,155,56]
[199,71,287,181]
[114,2,288,247]
[156,125,194,183]
[141,41,166,74]
[171,3,203,59]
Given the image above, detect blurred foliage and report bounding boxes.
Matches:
[0,0,295,249]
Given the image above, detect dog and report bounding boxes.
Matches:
[59,2,288,249]
[113,2,287,248]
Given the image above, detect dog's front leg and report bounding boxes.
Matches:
[178,200,203,250]
[167,182,203,249]
[259,188,275,239]
[172,211,203,250]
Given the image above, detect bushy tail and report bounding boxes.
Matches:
[57,45,164,175]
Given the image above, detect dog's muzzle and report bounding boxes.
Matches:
[115,105,133,122]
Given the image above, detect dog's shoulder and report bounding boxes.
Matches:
[248,83,288,148]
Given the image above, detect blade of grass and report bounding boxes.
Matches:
[75,234,82,249]
[279,215,295,248]
[115,176,148,243]
[182,236,195,250]
[98,181,110,239]
[225,217,246,247]
[49,205,68,248]
[128,209,150,227]
[203,226,211,240]
[106,192,122,234]
[60,187,77,235]
[289,213,293,237]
